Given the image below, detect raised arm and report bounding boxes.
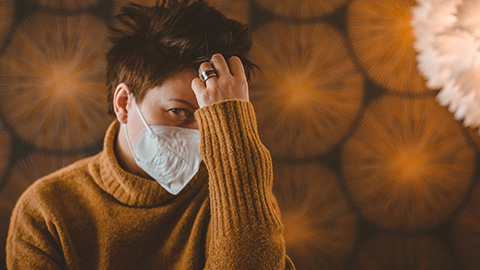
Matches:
[192,54,295,269]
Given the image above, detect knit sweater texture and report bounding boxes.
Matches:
[7,100,295,269]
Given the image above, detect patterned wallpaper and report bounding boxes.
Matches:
[1,0,479,269]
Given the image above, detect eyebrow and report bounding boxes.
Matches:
[169,99,199,110]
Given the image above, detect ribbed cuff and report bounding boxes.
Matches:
[194,99,281,236]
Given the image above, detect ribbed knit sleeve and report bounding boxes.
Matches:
[195,99,295,269]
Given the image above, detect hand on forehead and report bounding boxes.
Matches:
[192,53,249,108]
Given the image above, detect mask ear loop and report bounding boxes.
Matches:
[131,95,153,133]
[123,124,137,161]
[123,95,152,161]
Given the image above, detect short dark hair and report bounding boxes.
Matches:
[106,0,255,114]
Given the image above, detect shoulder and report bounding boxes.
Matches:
[15,153,101,213]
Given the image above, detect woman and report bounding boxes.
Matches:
[7,1,295,269]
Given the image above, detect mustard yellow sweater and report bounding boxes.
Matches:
[7,100,295,269]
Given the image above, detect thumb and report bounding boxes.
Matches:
[191,77,207,108]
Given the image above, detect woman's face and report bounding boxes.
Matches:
[130,69,200,134]
[113,69,201,178]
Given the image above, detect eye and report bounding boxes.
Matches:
[170,108,184,115]
[169,108,192,118]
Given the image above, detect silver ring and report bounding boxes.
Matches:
[201,69,218,82]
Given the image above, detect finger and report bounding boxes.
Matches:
[209,53,231,76]
[199,62,219,87]
[191,77,205,94]
[228,56,246,79]
[191,77,207,108]
[198,62,215,79]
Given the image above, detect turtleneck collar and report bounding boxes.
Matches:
[89,121,208,207]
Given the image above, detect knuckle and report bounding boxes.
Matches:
[211,53,223,62]
[232,76,245,84]
[229,56,240,62]
[200,62,211,70]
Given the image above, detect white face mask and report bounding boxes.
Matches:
[123,96,202,195]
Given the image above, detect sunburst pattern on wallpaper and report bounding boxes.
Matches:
[0,152,87,269]
[250,22,364,159]
[462,124,480,153]
[0,13,112,151]
[342,96,475,231]
[250,0,347,19]
[273,163,356,270]
[0,0,14,47]
[34,0,100,9]
[114,0,250,24]
[205,0,250,24]
[454,181,480,270]
[347,0,427,93]
[352,235,455,269]
[0,121,11,180]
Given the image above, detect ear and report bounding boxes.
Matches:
[113,83,132,124]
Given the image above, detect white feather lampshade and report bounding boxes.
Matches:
[411,0,480,129]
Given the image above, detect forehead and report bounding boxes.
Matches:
[145,69,198,100]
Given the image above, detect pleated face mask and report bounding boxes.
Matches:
[124,96,203,195]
